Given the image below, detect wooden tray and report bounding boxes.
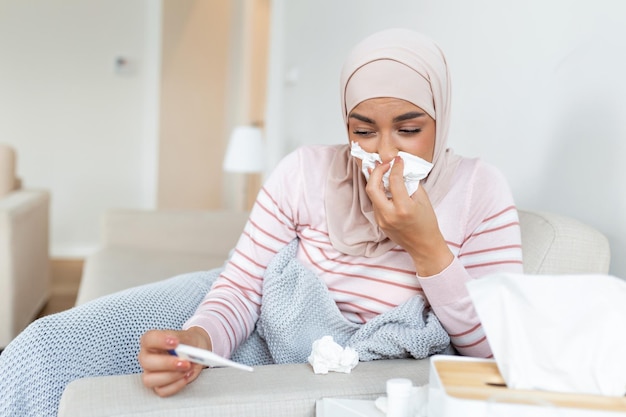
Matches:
[433,359,626,413]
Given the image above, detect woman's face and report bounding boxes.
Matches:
[348,97,436,168]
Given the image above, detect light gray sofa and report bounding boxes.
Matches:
[59,208,611,417]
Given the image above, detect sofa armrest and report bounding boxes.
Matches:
[0,189,50,346]
[100,209,249,255]
[518,209,610,275]
[59,359,430,417]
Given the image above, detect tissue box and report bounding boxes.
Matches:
[316,398,383,417]
[428,355,626,417]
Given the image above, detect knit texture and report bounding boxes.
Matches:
[232,239,451,364]
[0,240,450,416]
[0,272,215,417]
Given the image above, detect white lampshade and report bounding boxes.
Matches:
[223,126,265,173]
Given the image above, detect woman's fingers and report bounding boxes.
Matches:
[143,361,204,397]
[386,157,412,206]
[138,329,208,397]
[140,329,178,352]
[139,348,191,373]
[150,372,193,398]
[367,157,414,217]
[365,161,392,206]
[142,369,188,389]
[138,330,181,372]
[138,328,212,396]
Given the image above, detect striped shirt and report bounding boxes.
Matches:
[184,145,523,358]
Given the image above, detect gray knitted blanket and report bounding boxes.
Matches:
[231,239,451,364]
[0,239,450,417]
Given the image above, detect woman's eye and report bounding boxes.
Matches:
[399,128,422,134]
[352,130,374,136]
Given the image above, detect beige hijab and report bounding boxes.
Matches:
[325,28,461,257]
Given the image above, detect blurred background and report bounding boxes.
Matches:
[1,0,625,278]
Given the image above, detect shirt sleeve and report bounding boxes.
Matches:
[183,149,303,358]
[418,160,524,358]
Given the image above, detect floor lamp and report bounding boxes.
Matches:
[223,125,265,211]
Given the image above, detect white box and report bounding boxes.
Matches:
[428,355,626,417]
[315,398,383,417]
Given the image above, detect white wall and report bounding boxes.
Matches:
[2,0,624,277]
[265,0,626,278]
[0,0,162,256]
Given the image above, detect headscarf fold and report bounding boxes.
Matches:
[325,28,462,257]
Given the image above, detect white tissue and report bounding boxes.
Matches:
[307,336,359,374]
[467,273,626,397]
[350,142,433,197]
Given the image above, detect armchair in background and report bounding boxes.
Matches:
[0,143,50,348]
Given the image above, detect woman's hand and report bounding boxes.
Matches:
[366,156,453,276]
[138,327,212,397]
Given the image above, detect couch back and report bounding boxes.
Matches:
[518,209,610,275]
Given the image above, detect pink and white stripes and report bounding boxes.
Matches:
[184,146,523,359]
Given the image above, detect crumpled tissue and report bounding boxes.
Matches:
[467,273,626,396]
[307,336,359,374]
[350,142,433,197]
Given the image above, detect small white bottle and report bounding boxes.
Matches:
[386,378,414,417]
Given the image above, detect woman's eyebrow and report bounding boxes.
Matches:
[393,111,426,123]
[349,113,375,124]
[349,111,425,124]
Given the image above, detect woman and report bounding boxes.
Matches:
[0,28,522,415]
[139,28,523,396]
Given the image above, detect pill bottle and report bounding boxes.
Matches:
[386,378,413,417]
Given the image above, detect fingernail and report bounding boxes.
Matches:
[184,370,193,380]
[165,337,176,347]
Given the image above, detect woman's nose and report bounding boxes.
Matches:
[377,134,397,163]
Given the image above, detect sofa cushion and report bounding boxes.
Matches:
[518,210,610,274]
[59,358,431,417]
[75,248,227,305]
